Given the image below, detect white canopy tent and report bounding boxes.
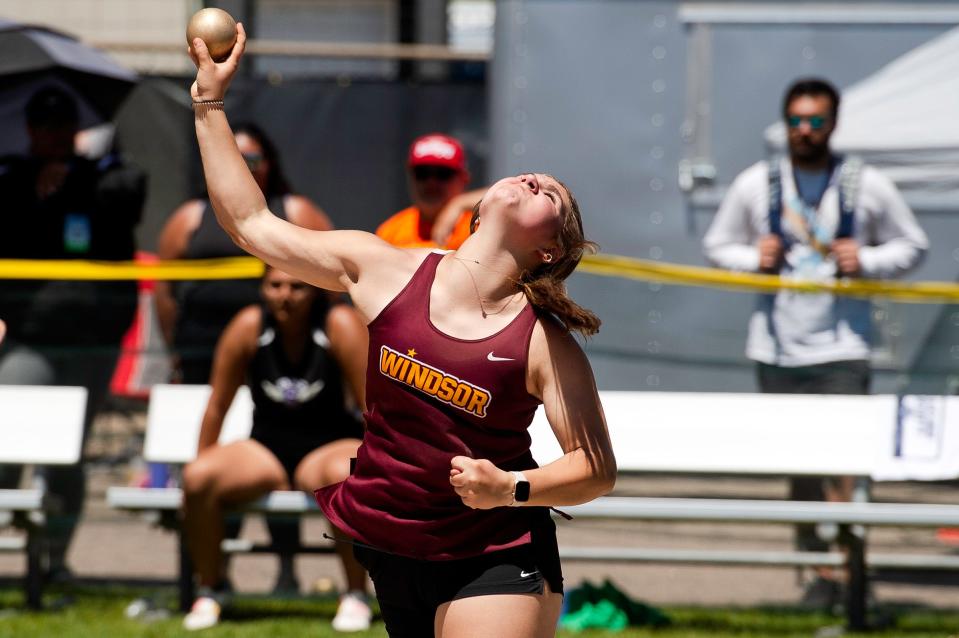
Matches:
[765,26,959,195]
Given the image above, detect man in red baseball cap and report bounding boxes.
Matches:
[376,134,485,249]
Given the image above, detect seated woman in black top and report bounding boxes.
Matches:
[181,266,370,632]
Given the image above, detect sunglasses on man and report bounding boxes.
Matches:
[787,115,829,130]
[412,165,458,182]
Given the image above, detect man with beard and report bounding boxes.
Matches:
[376,134,485,249]
[703,77,927,610]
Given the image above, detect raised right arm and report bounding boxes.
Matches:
[189,26,416,319]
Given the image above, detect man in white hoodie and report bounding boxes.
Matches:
[703,77,928,609]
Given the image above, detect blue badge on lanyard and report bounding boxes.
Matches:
[64,213,91,254]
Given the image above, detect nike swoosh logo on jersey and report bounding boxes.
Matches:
[487,352,514,362]
[520,570,539,578]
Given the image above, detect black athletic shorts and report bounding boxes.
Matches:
[353,515,563,638]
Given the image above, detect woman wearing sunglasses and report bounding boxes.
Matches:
[190,27,616,638]
[154,122,334,596]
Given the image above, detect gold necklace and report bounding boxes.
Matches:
[453,256,520,318]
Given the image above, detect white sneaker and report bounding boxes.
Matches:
[183,596,222,631]
[331,591,372,632]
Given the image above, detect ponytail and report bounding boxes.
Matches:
[519,264,601,337]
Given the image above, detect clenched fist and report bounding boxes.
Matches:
[831,238,861,276]
[757,234,784,273]
[449,456,513,510]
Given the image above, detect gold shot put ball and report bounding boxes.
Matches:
[186,8,237,62]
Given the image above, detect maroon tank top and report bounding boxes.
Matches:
[315,251,542,560]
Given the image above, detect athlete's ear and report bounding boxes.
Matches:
[538,246,558,264]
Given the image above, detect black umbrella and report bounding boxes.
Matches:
[0,19,138,154]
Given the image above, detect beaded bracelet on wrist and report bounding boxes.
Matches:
[192,99,224,110]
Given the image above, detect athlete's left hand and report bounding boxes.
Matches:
[450,456,514,509]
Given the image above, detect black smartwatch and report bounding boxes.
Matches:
[510,471,530,506]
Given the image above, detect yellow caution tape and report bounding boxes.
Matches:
[0,257,264,281]
[579,254,959,304]
[0,254,955,304]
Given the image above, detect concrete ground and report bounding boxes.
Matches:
[1,410,958,609]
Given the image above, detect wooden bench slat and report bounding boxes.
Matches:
[565,496,959,526]
[559,548,959,571]
[560,547,846,567]
[0,537,26,552]
[220,539,334,554]
[107,487,321,514]
[0,489,44,512]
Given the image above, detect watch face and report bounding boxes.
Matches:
[514,480,531,502]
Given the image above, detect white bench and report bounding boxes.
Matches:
[529,391,959,630]
[107,384,333,610]
[531,392,959,480]
[0,385,88,608]
[111,387,959,628]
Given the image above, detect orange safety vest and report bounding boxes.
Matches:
[375,206,473,249]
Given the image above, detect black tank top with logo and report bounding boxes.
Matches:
[249,300,362,450]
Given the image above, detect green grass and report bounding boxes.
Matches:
[0,586,958,637]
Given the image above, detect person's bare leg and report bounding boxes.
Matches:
[182,440,288,587]
[435,586,563,638]
[294,438,365,591]
[819,475,856,582]
[825,475,855,503]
